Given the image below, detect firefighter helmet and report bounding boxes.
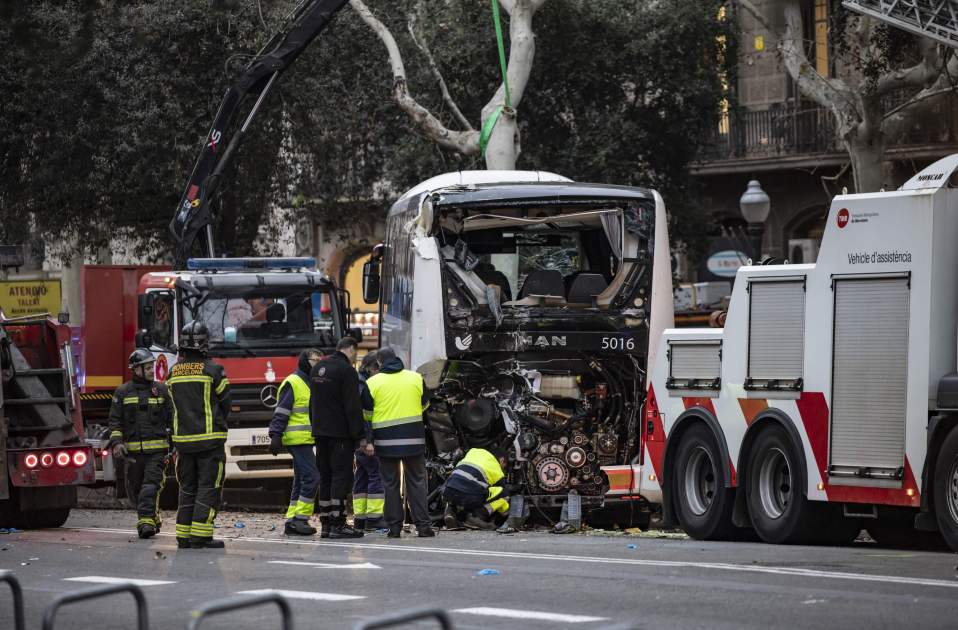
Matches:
[179,321,209,352]
[128,348,155,368]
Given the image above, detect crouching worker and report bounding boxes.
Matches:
[442,448,511,530]
[269,348,323,536]
[108,348,173,539]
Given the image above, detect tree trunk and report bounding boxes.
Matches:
[846,138,885,193]
[483,109,518,169]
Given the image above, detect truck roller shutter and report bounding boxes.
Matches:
[667,340,722,390]
[830,276,909,479]
[747,279,804,387]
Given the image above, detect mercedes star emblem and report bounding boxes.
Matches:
[260,384,279,408]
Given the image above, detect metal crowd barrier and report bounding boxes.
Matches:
[187,592,293,630]
[42,582,149,630]
[355,607,455,630]
[0,570,25,630]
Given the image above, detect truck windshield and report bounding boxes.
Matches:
[182,287,337,354]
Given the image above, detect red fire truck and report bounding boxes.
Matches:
[0,315,95,527]
[641,154,958,551]
[134,257,353,483]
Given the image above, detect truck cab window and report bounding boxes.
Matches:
[151,293,174,349]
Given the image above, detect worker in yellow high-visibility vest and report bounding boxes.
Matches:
[269,348,323,536]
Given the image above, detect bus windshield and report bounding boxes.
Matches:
[181,286,338,355]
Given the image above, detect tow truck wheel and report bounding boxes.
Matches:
[672,424,736,540]
[933,426,958,552]
[746,426,817,544]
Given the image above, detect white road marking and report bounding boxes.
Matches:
[66,527,958,591]
[64,576,175,587]
[269,560,381,569]
[238,589,364,601]
[454,607,606,623]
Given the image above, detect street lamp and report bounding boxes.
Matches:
[739,179,770,263]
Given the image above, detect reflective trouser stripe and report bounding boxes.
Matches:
[175,524,191,539]
[191,522,214,537]
[352,494,384,518]
[285,502,297,519]
[137,517,156,527]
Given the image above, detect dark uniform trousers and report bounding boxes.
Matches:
[175,446,225,541]
[124,451,169,528]
[379,454,431,530]
[315,437,355,525]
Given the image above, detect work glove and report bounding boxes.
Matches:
[269,434,284,456]
[112,442,128,459]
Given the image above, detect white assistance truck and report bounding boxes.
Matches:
[642,154,958,550]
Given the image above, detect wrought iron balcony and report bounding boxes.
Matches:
[697,97,958,166]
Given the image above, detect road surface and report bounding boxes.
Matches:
[0,510,956,629]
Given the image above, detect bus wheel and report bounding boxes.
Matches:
[672,424,735,540]
[933,426,958,552]
[746,426,816,544]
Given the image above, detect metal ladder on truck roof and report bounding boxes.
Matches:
[842,0,958,49]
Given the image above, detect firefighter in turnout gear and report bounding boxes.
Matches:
[442,448,511,531]
[168,321,231,549]
[353,351,385,531]
[108,348,173,539]
[269,348,323,536]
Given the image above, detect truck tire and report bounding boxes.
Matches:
[933,426,958,552]
[19,508,71,529]
[745,425,820,544]
[672,424,736,540]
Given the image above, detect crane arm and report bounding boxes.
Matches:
[170,0,350,267]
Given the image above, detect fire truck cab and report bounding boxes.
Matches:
[136,257,353,482]
[644,154,958,550]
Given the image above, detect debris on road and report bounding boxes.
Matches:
[477,569,500,576]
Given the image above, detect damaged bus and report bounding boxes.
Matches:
[361,171,673,526]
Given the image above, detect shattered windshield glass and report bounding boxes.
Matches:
[181,287,337,354]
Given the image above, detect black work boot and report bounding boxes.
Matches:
[319,516,330,539]
[190,537,225,549]
[327,522,364,539]
[417,526,436,538]
[387,526,402,539]
[137,524,157,539]
[176,538,191,549]
[353,518,366,532]
[285,519,317,536]
[443,505,462,530]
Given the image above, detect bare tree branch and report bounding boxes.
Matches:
[350,0,479,156]
[407,0,473,131]
[739,0,858,124]
[875,37,944,96]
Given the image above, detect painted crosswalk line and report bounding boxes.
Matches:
[64,576,175,587]
[453,606,607,623]
[238,589,365,601]
[268,560,381,569]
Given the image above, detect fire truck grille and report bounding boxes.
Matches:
[227,384,283,427]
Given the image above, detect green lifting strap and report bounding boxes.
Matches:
[479,0,511,157]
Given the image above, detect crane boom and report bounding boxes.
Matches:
[842,0,958,49]
[170,0,350,267]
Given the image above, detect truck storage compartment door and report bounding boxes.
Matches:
[829,275,909,480]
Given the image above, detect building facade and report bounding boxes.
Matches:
[691,0,958,283]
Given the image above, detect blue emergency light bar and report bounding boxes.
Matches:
[186,257,317,271]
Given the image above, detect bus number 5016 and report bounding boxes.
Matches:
[601,336,635,351]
